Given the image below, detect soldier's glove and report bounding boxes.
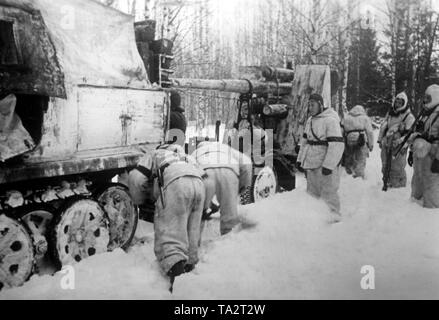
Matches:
[415,120,424,132]
[408,151,414,167]
[431,159,439,174]
[202,209,212,221]
[202,203,220,221]
[296,162,305,173]
[210,202,220,215]
[322,167,332,176]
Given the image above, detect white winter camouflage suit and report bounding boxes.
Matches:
[378,92,415,188]
[192,142,253,235]
[341,105,374,178]
[411,84,439,208]
[128,144,205,273]
[298,108,345,214]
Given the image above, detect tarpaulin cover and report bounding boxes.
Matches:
[0,2,66,97]
[0,94,35,162]
[0,0,150,97]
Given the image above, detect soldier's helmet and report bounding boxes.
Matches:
[309,93,327,110]
[423,85,439,111]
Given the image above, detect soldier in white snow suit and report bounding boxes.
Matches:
[341,105,374,179]
[128,144,206,279]
[410,85,439,208]
[297,93,345,218]
[192,141,253,235]
[378,92,415,188]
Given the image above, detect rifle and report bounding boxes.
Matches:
[382,134,394,192]
[394,108,426,158]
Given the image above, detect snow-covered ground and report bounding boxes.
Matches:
[2,141,439,300]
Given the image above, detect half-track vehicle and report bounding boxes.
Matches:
[0,0,168,290]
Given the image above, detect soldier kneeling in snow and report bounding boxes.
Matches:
[341,105,374,179]
[192,141,253,235]
[297,93,345,220]
[128,144,206,282]
[410,85,439,208]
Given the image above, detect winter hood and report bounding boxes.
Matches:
[424,84,439,111]
[313,107,340,121]
[394,92,408,112]
[349,105,367,117]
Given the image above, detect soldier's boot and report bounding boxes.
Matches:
[168,260,186,293]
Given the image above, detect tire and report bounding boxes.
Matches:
[240,186,253,205]
[16,203,55,238]
[16,204,55,263]
[0,214,35,291]
[50,197,110,268]
[240,166,279,205]
[95,183,138,251]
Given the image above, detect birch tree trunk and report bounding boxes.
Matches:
[410,3,418,112]
[341,0,353,114]
[311,0,320,64]
[390,0,398,98]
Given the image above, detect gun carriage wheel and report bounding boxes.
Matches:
[241,166,278,205]
[252,166,278,202]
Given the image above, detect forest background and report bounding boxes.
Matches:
[100,0,439,128]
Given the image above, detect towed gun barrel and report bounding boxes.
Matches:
[261,66,295,82]
[170,78,293,95]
